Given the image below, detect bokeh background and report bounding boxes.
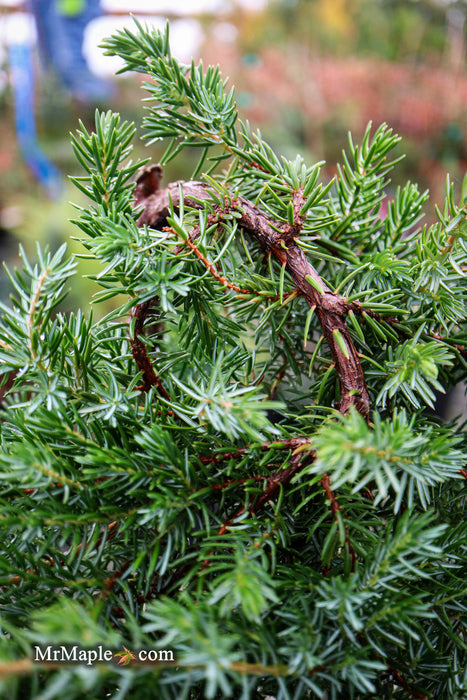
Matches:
[0,0,466,307]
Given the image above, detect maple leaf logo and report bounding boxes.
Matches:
[114,646,137,666]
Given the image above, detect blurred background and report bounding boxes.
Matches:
[0,0,466,302]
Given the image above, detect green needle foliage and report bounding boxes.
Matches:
[0,20,466,700]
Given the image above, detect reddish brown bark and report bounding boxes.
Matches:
[136,178,370,419]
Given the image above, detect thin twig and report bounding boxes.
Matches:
[198,437,311,465]
[268,360,288,400]
[217,450,315,537]
[320,472,358,572]
[167,225,295,303]
[386,666,428,699]
[129,301,170,398]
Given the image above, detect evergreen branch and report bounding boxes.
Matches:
[165,225,249,294]
[280,187,308,242]
[31,461,85,490]
[0,508,142,528]
[330,123,402,242]
[198,437,310,465]
[27,267,49,362]
[386,665,428,700]
[424,332,467,360]
[1,656,331,679]
[101,560,132,597]
[218,451,314,536]
[167,223,297,304]
[198,475,268,492]
[2,521,121,590]
[137,178,370,418]
[438,204,467,259]
[249,451,308,514]
[68,521,119,557]
[350,302,467,359]
[129,300,170,398]
[310,410,464,510]
[1,20,466,700]
[268,359,288,399]
[320,473,341,521]
[320,473,358,572]
[0,658,177,678]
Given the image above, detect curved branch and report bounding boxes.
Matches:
[137,178,370,418]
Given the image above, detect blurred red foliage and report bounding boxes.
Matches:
[203,39,467,199]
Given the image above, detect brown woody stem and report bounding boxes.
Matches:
[129,300,170,399]
[320,472,358,572]
[137,179,370,419]
[198,437,310,465]
[217,450,315,537]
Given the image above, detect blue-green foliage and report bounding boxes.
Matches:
[0,20,465,700]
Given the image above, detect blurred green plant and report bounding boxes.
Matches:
[253,0,454,62]
[225,0,467,204]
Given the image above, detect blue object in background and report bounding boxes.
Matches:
[8,1,115,198]
[30,0,115,102]
[8,41,63,199]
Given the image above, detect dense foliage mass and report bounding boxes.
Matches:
[0,21,466,700]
